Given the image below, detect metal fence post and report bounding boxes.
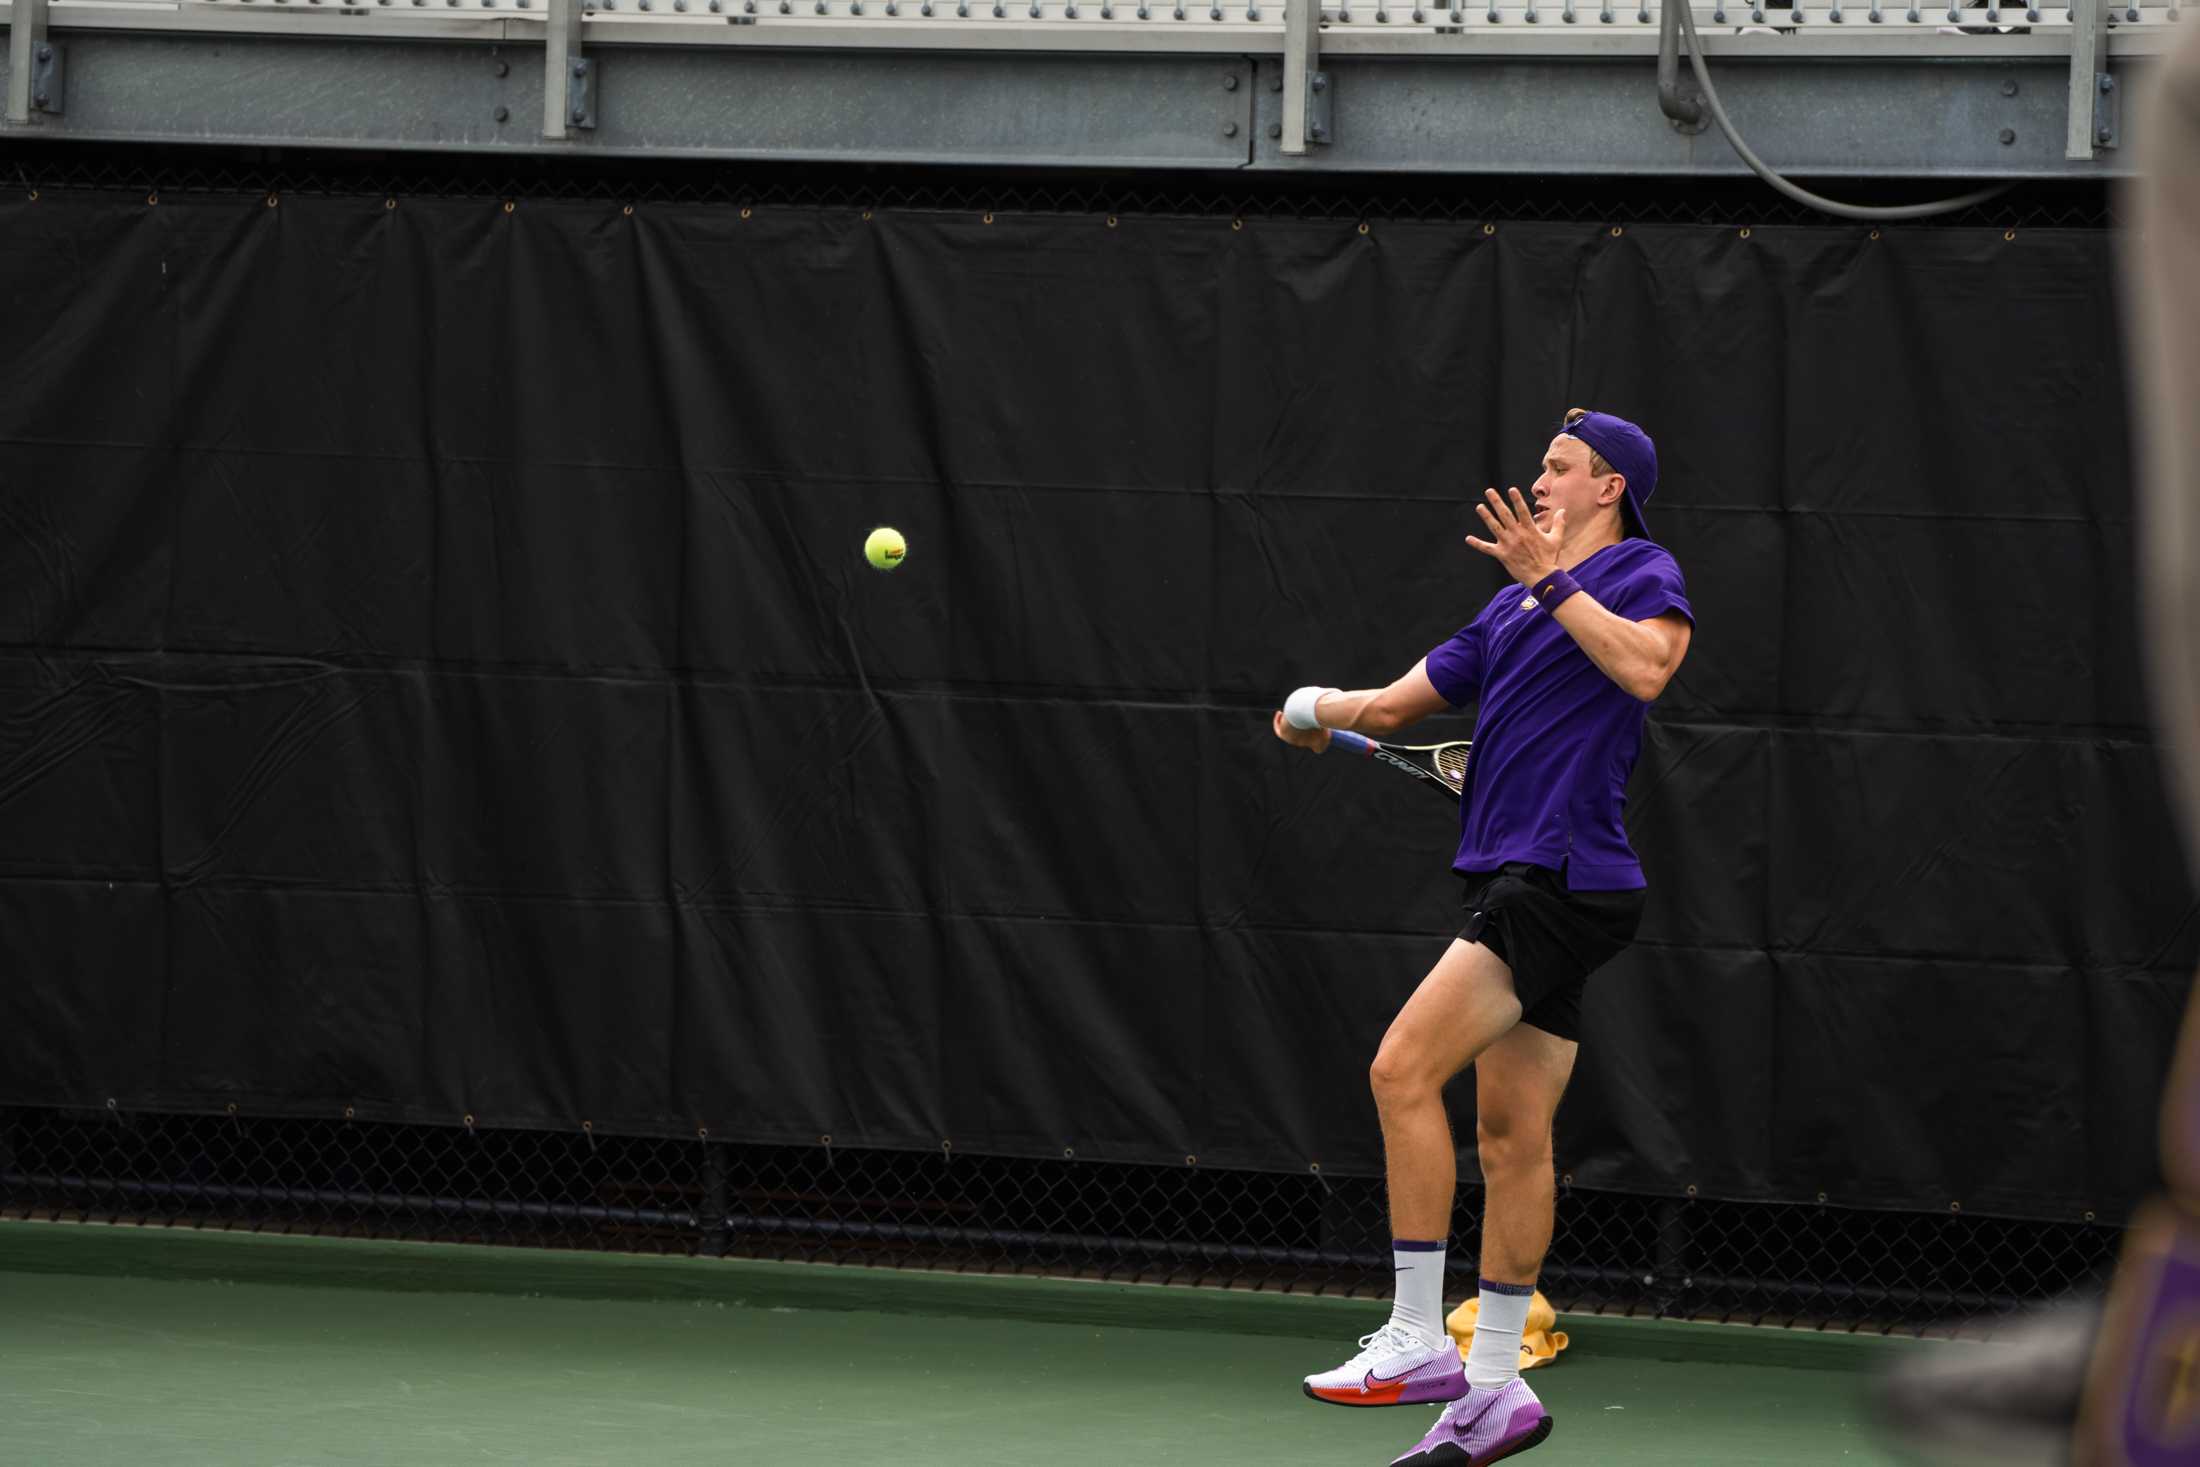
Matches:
[1281,0,1329,156]
[544,0,595,141]
[6,0,63,126]
[700,1139,728,1257]
[2066,0,2116,160]
[1651,1197,1693,1315]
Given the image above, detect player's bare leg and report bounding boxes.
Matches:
[1372,940,1527,1240]
[1389,955,1575,1466]
[1303,940,1521,1409]
[1473,1020,1577,1289]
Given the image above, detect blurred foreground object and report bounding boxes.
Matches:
[1878,24,2200,1467]
[2077,20,2200,1467]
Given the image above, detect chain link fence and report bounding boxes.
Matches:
[2,140,2117,230]
[0,1104,2122,1339]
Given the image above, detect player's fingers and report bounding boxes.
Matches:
[1464,535,1501,556]
[1474,502,1503,533]
[1508,487,1535,522]
[1483,487,1515,528]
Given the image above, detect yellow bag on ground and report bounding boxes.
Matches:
[1445,1290,1569,1371]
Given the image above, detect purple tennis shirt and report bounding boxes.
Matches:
[1424,539,1693,891]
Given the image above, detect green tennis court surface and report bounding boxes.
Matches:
[0,1222,1931,1465]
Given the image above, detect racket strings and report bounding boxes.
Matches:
[1435,745,1470,790]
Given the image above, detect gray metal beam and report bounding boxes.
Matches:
[1275,54,2128,175]
[0,36,1263,166]
[0,26,2159,175]
[3,1,2188,58]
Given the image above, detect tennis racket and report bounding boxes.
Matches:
[1327,730,1471,804]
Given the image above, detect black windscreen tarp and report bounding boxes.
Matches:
[0,193,2190,1224]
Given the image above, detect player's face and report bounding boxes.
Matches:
[1532,435,1617,530]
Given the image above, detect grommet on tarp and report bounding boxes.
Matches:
[1231,218,1243,231]
[1869,228,1880,240]
[1609,224,1623,237]
[103,1097,142,1138]
[622,204,634,216]
[385,198,397,210]
[1950,1200,1963,1214]
[982,212,995,225]
[225,1102,241,1133]
[1062,1147,1076,1160]
[1482,222,1496,235]
[940,1138,954,1165]
[1184,1154,1198,1166]
[1739,227,1752,239]
[2003,229,2016,242]
[740,207,752,219]
[1684,1184,1698,1197]
[1106,215,1118,228]
[582,1119,596,1153]
[145,193,159,207]
[343,1105,355,1121]
[1357,221,1371,235]
[1816,1190,1829,1204]
[266,193,280,209]
[502,201,516,215]
[462,1112,477,1137]
[27,190,37,202]
[1310,1160,1331,1194]
[2084,1210,2097,1223]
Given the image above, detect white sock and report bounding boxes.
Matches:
[1465,1278,1535,1391]
[1386,1240,1448,1346]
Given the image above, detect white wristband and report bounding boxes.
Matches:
[1284,686,1340,731]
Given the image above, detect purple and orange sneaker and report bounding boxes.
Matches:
[1389,1378,1553,1466]
[1302,1323,1469,1407]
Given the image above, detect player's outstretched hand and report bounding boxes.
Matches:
[1465,486,1563,588]
[1272,710,1332,752]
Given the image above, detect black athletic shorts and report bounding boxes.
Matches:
[1456,862,1645,1044]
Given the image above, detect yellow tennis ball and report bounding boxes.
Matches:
[864,526,907,571]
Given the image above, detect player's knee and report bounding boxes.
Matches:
[1368,1044,1434,1109]
[1475,1112,1552,1177]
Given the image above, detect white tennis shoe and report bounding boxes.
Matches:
[1302,1321,1468,1407]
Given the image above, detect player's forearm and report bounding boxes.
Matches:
[1549,594,1670,701]
[1313,688,1399,735]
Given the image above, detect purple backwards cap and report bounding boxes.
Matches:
[1559,411,1658,539]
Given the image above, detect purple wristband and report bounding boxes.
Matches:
[1532,568,1581,613]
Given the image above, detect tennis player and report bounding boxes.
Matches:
[1272,409,1693,1466]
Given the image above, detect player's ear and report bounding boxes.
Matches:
[1602,473,1628,509]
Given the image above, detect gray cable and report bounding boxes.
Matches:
[1676,1,2017,221]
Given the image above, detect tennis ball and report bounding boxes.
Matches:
[864,526,907,571]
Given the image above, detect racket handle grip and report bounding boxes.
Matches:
[1328,730,1376,756]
